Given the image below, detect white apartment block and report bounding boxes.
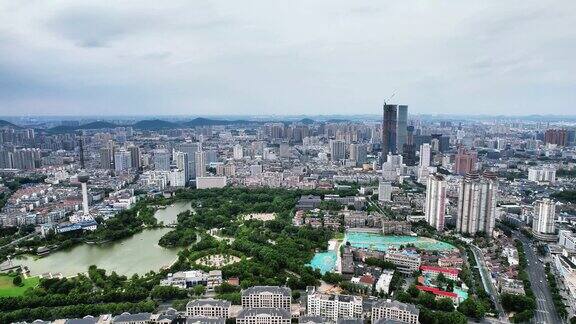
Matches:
[236,308,291,324]
[371,299,419,324]
[241,286,292,311]
[306,287,363,322]
[186,299,231,318]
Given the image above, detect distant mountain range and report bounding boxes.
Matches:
[0,120,20,128]
[37,117,262,133]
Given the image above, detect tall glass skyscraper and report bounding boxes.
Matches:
[396,105,408,154]
[381,104,397,161]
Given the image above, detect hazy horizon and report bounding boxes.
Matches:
[1,1,575,116]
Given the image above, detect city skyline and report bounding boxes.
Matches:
[1,1,575,116]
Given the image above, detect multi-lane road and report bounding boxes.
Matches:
[515,232,562,324]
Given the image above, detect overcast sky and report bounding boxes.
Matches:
[0,0,575,116]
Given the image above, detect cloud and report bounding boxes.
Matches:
[0,0,574,116]
[45,6,137,48]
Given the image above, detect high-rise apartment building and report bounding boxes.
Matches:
[544,129,568,146]
[425,174,446,232]
[349,143,367,166]
[528,166,556,184]
[456,172,498,237]
[177,142,200,180]
[195,151,206,178]
[454,147,478,176]
[533,199,556,235]
[128,145,141,170]
[153,149,171,171]
[330,140,347,161]
[114,148,132,172]
[174,151,189,183]
[99,147,114,170]
[233,144,244,160]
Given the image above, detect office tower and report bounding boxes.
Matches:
[153,149,171,171]
[382,104,398,160]
[456,172,498,237]
[401,126,416,166]
[454,147,478,175]
[533,199,556,235]
[329,140,347,161]
[425,174,446,232]
[99,147,114,170]
[195,150,206,178]
[349,143,367,166]
[128,146,141,170]
[233,144,244,160]
[396,105,408,154]
[177,142,200,180]
[174,151,189,182]
[77,173,90,215]
[114,148,132,172]
[431,134,449,152]
[378,181,392,202]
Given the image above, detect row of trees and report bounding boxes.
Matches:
[544,263,568,318]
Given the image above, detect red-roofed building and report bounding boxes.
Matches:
[420,265,459,281]
[416,285,459,304]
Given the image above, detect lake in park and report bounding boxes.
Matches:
[13,202,191,277]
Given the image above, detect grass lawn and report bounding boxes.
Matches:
[0,274,40,297]
[333,232,345,240]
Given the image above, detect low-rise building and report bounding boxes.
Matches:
[385,251,421,274]
[381,221,411,235]
[375,270,395,295]
[306,287,363,322]
[371,299,419,324]
[415,286,459,305]
[420,265,459,281]
[236,308,291,324]
[186,299,231,319]
[187,317,226,324]
[160,270,208,289]
[112,312,152,324]
[241,286,291,311]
